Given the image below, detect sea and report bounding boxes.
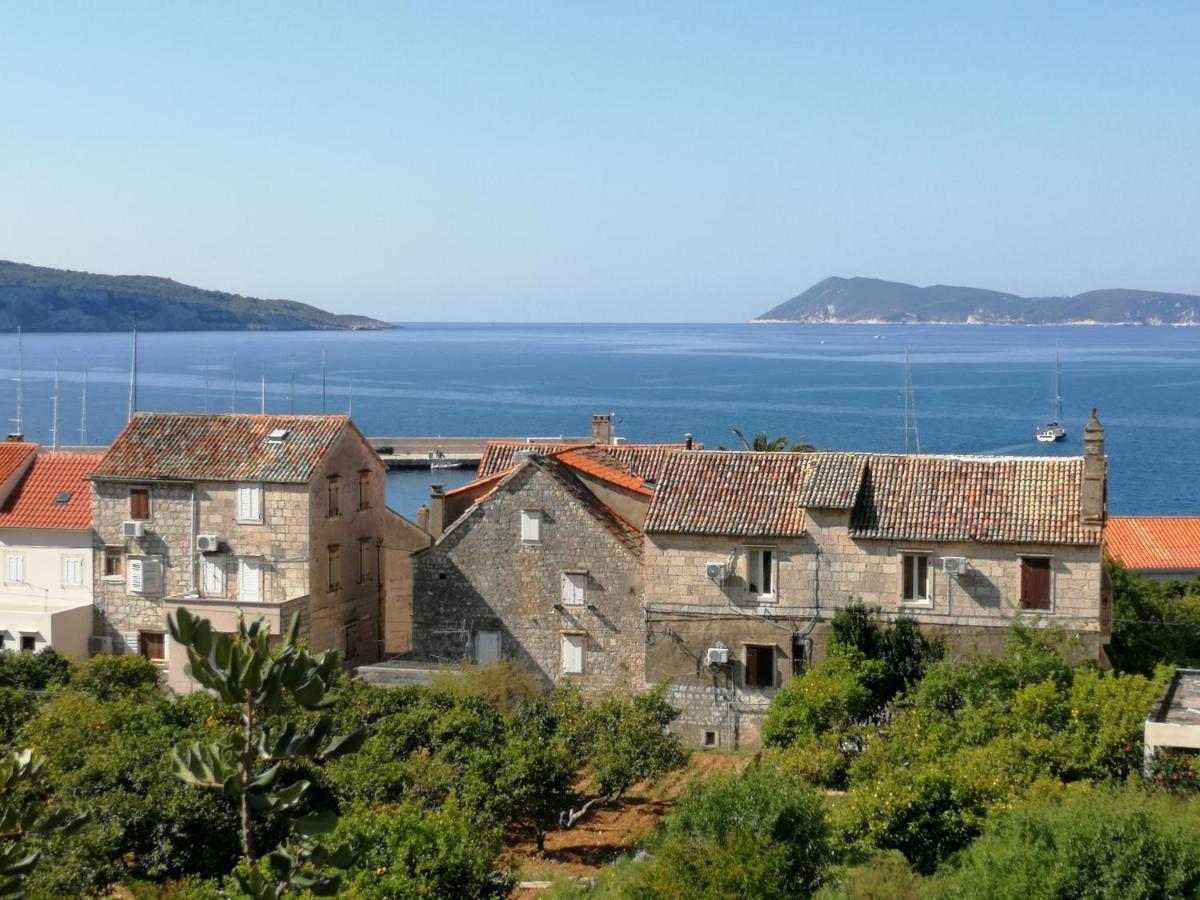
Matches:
[2,323,1197,521]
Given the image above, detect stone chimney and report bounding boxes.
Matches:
[429,484,445,539]
[591,414,614,445]
[5,434,23,443]
[684,433,693,450]
[416,506,430,532]
[1080,409,1106,526]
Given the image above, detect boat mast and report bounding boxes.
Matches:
[79,359,88,446]
[260,364,267,415]
[12,326,22,438]
[903,347,921,453]
[127,321,138,422]
[50,360,59,450]
[289,360,296,414]
[321,350,327,414]
[1054,344,1063,423]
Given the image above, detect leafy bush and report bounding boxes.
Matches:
[70,653,161,700]
[763,650,874,749]
[815,851,926,900]
[0,648,72,691]
[0,687,39,748]
[830,604,944,707]
[931,784,1200,898]
[1108,562,1200,675]
[429,658,545,713]
[771,731,851,788]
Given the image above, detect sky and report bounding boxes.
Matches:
[1,2,1198,323]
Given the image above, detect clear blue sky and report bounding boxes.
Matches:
[2,2,1197,322]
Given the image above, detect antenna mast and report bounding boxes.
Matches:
[12,326,22,438]
[79,359,88,446]
[203,358,210,413]
[51,360,59,450]
[127,321,138,422]
[289,360,296,414]
[903,347,922,453]
[231,360,238,412]
[260,364,266,415]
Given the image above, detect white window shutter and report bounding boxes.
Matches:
[562,573,586,605]
[122,632,139,655]
[240,558,262,602]
[203,555,226,595]
[521,510,543,542]
[561,634,584,674]
[143,558,163,595]
[251,485,262,521]
[6,556,23,584]
[127,557,144,593]
[62,557,82,587]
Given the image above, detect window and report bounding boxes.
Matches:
[139,631,166,661]
[344,620,358,661]
[561,633,584,674]
[744,644,776,688]
[747,548,774,597]
[4,554,24,585]
[475,630,501,665]
[791,635,808,677]
[520,509,543,543]
[1020,557,1052,611]
[327,545,341,593]
[62,556,83,587]
[327,476,340,518]
[236,483,263,523]
[562,572,587,606]
[358,471,370,511]
[129,487,150,520]
[703,730,717,748]
[20,635,36,653]
[202,554,226,596]
[127,557,163,595]
[358,538,371,584]
[103,546,124,577]
[239,558,263,602]
[901,553,930,604]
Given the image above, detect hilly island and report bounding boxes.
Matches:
[757,276,1200,325]
[0,260,391,331]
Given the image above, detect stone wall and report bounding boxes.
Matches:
[412,463,645,696]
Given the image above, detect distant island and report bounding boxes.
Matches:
[756,276,1200,326]
[0,260,392,332]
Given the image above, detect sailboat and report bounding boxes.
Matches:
[1036,347,1067,443]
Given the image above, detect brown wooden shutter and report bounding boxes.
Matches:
[1020,558,1051,610]
[746,645,775,687]
[139,632,164,660]
[130,489,149,520]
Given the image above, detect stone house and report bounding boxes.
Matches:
[0,446,101,658]
[88,413,422,690]
[642,412,1110,748]
[411,446,657,694]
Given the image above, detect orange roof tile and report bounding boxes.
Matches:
[0,452,103,529]
[92,413,350,483]
[555,448,653,496]
[0,443,36,487]
[476,441,698,481]
[1106,517,1200,571]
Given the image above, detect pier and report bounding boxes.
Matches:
[367,435,589,470]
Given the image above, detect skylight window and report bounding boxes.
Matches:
[266,429,290,444]
[53,491,72,505]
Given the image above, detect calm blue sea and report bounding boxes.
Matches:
[2,324,1196,520]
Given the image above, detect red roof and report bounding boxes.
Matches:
[0,443,36,488]
[555,448,653,496]
[92,413,350,483]
[1107,517,1200,571]
[0,452,103,529]
[476,441,698,481]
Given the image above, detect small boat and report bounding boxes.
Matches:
[1036,347,1067,443]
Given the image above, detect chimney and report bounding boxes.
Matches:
[416,506,430,532]
[1080,408,1106,526]
[591,414,614,446]
[5,434,23,443]
[684,433,693,450]
[429,484,446,539]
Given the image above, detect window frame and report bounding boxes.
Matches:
[560,632,585,675]
[103,545,124,579]
[327,544,341,593]
[19,635,36,653]
[129,486,151,521]
[358,470,370,511]
[900,551,932,607]
[744,545,777,600]
[1019,555,1054,612]
[520,509,544,544]
[139,631,166,661]
[327,475,341,518]
[357,537,371,585]
[238,557,263,603]
[202,553,227,597]
[743,643,777,689]
[62,555,84,588]
[561,571,587,607]
[235,482,264,524]
[4,553,25,585]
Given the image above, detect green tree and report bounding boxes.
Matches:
[762,650,875,749]
[70,654,161,701]
[0,749,86,897]
[0,648,72,692]
[167,609,364,898]
[732,429,817,452]
[1108,561,1200,675]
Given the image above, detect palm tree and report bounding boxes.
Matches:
[731,429,816,453]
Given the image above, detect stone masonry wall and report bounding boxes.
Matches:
[412,464,645,696]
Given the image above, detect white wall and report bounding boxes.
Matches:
[0,528,94,656]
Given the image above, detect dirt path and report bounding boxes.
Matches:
[504,750,750,895]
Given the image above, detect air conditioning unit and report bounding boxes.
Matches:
[705,644,730,666]
[89,635,113,656]
[941,556,968,575]
[705,561,728,582]
[122,520,146,539]
[196,534,220,553]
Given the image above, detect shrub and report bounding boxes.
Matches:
[0,687,39,748]
[771,732,851,788]
[429,658,545,713]
[763,650,874,749]
[815,851,926,900]
[70,654,161,700]
[930,784,1200,898]
[0,647,72,691]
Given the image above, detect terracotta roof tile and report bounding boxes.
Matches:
[0,452,103,530]
[849,455,1097,546]
[797,453,868,509]
[476,441,697,481]
[644,451,815,536]
[555,448,653,496]
[0,443,36,487]
[92,413,350,483]
[1106,517,1200,570]
[536,457,644,555]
